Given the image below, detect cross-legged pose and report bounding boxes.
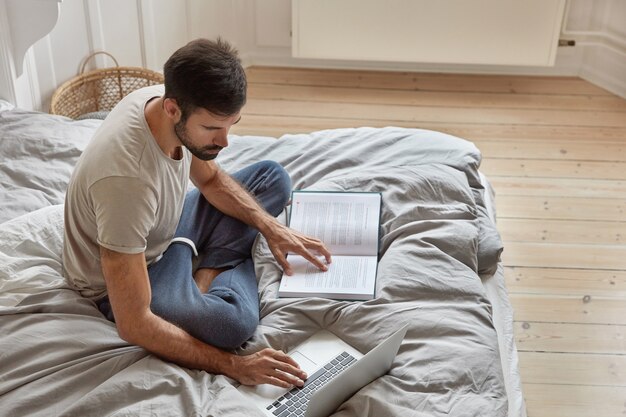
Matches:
[63,38,331,388]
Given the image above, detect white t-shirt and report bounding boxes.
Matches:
[63,85,192,299]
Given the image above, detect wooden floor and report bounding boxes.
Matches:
[232,67,626,417]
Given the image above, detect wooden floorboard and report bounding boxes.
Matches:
[244,98,626,128]
[246,66,613,95]
[475,140,626,161]
[523,384,625,417]
[502,242,626,269]
[514,322,626,354]
[495,195,626,222]
[518,351,626,386]
[239,66,626,417]
[234,114,626,142]
[504,267,626,297]
[498,218,626,245]
[489,177,626,198]
[508,294,626,325]
[480,159,626,180]
[247,83,626,112]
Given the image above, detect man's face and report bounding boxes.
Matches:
[174,107,241,161]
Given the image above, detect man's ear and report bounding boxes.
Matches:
[163,98,182,123]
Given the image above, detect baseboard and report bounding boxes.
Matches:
[578,46,626,99]
[243,50,582,77]
[580,67,626,99]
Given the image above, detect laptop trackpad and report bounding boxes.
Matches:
[290,351,318,375]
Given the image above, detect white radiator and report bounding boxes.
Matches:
[292,0,566,67]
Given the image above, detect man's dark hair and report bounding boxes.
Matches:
[163,38,246,119]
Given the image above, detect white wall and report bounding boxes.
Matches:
[565,0,626,100]
[243,0,626,98]
[1,0,625,112]
[15,0,193,111]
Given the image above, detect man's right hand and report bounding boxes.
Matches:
[231,348,308,388]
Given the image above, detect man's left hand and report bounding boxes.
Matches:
[264,223,332,275]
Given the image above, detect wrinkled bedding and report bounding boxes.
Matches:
[0,102,507,416]
[0,103,100,224]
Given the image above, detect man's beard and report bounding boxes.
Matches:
[174,120,223,161]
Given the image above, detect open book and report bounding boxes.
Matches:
[278,191,382,300]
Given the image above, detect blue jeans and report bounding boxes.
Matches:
[99,161,291,350]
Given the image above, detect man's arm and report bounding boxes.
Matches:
[190,158,331,275]
[100,247,307,387]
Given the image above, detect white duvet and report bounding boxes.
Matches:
[0,102,507,416]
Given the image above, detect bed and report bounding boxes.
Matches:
[0,101,525,416]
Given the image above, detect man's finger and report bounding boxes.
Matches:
[273,350,304,373]
[265,375,292,389]
[309,240,332,265]
[297,234,332,265]
[272,357,307,381]
[299,248,328,272]
[270,367,305,387]
[269,245,293,275]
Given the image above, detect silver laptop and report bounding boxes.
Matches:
[237,324,408,417]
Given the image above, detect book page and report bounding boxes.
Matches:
[289,192,381,256]
[279,255,377,300]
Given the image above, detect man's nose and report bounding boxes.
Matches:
[215,131,229,148]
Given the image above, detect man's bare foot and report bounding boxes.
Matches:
[194,267,227,293]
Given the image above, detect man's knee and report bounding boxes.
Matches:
[150,291,258,350]
[208,291,259,349]
[273,164,292,208]
[254,160,291,216]
[218,316,258,350]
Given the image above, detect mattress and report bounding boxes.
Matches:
[480,172,527,417]
[0,101,524,416]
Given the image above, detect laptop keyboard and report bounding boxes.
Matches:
[266,351,357,417]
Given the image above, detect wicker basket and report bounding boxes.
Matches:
[50,52,163,119]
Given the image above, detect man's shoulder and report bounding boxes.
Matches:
[126,84,165,101]
[80,88,160,179]
[106,83,163,125]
